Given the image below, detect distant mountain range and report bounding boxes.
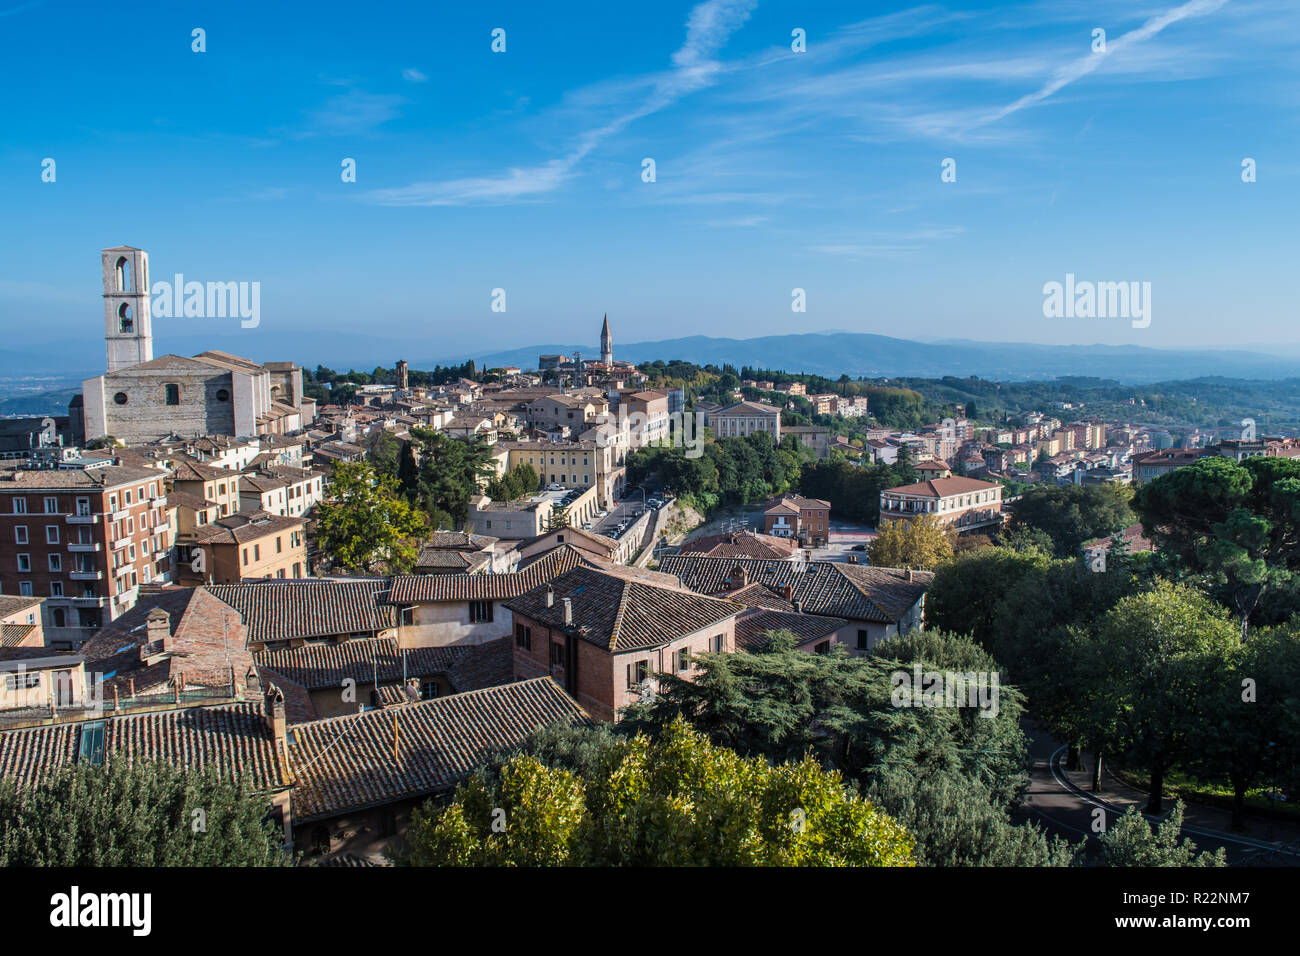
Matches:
[446,332,1300,385]
[3,330,1297,394]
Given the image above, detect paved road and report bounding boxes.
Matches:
[1022,725,1300,865]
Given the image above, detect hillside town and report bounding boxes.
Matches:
[0,248,1295,875]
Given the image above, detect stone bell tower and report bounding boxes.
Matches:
[102,246,153,372]
[600,313,613,366]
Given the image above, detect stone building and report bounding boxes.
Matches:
[81,247,315,443]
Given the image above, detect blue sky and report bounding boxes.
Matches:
[2,0,1298,364]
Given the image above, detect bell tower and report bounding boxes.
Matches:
[102,246,153,372]
[600,313,613,366]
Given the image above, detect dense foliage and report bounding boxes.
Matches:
[397,720,915,867]
[0,761,291,866]
[315,461,429,573]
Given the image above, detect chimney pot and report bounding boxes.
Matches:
[562,597,573,625]
[781,584,794,602]
[546,586,555,608]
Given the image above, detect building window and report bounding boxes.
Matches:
[815,641,831,655]
[421,681,440,700]
[253,544,260,561]
[712,634,724,653]
[550,642,565,667]
[242,548,249,565]
[468,600,493,623]
[50,582,63,597]
[857,629,868,650]
[4,671,40,691]
[113,391,128,406]
[401,607,415,627]
[627,659,649,686]
[48,553,61,572]
[12,497,26,515]
[18,582,32,597]
[44,497,58,514]
[515,623,531,649]
[216,388,230,402]
[118,303,134,333]
[76,497,91,516]
[14,526,26,544]
[677,648,689,671]
[16,554,30,573]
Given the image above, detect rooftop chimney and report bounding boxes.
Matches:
[245,666,262,697]
[781,584,794,602]
[263,683,287,748]
[145,607,170,648]
[546,586,555,608]
[906,569,914,582]
[562,597,573,626]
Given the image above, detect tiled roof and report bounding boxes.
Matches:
[191,511,304,545]
[389,544,592,603]
[81,587,254,691]
[0,623,39,647]
[504,565,743,652]
[735,610,845,651]
[426,531,496,551]
[0,701,288,791]
[882,476,1000,498]
[287,677,588,821]
[716,401,780,416]
[0,595,42,618]
[660,556,933,624]
[252,638,472,691]
[206,580,396,644]
[677,531,798,560]
[413,549,490,573]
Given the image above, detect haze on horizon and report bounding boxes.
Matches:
[2,0,1298,357]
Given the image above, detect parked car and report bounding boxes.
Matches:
[546,483,564,491]
[851,544,867,551]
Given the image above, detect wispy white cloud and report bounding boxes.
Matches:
[966,0,1230,130]
[365,0,757,206]
[300,87,406,137]
[401,68,428,83]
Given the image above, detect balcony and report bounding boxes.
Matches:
[67,542,102,552]
[65,513,100,524]
[111,509,131,522]
[69,570,103,581]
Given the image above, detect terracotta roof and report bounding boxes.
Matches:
[191,511,304,546]
[413,549,491,573]
[0,701,288,791]
[81,587,253,692]
[735,610,846,651]
[426,531,497,551]
[0,595,42,619]
[252,638,473,691]
[661,556,933,624]
[205,580,396,644]
[389,544,592,603]
[504,565,743,652]
[882,476,1000,498]
[287,677,588,821]
[0,623,38,647]
[677,531,798,560]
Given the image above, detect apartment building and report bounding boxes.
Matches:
[171,458,241,518]
[0,457,170,648]
[763,495,832,547]
[179,512,307,584]
[879,476,1004,535]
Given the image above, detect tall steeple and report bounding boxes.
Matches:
[600,313,613,366]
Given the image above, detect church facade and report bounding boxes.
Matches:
[82,247,314,443]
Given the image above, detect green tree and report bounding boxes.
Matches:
[396,720,915,867]
[410,428,496,526]
[868,515,954,570]
[316,461,429,573]
[1098,802,1226,867]
[1089,581,1241,813]
[1007,484,1135,558]
[0,761,291,866]
[1133,455,1300,637]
